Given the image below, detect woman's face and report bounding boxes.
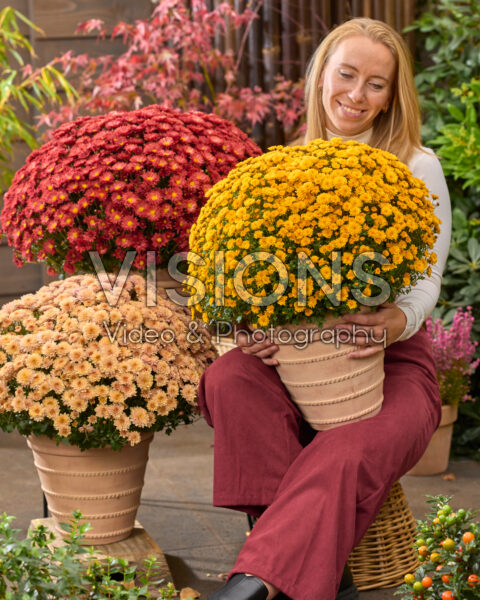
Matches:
[319,36,396,136]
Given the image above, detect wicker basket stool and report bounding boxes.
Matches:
[347,481,418,590]
[213,340,419,591]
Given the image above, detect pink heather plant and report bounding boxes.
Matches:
[426,307,480,405]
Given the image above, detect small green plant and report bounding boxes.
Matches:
[0,511,177,599]
[0,6,76,193]
[396,495,480,599]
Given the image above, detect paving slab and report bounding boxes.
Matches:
[1,419,479,599]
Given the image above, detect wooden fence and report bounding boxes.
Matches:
[0,0,418,306]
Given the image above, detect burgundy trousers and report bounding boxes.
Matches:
[198,329,441,600]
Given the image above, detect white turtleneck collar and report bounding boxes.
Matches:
[326,127,373,145]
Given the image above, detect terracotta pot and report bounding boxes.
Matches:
[407,404,458,476]
[27,433,153,544]
[274,320,385,430]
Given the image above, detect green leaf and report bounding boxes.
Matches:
[447,104,465,121]
[468,237,480,264]
[452,207,468,231]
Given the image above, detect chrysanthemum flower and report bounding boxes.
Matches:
[188,137,440,330]
[0,273,216,449]
[2,106,260,275]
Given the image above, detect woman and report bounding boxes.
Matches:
[200,18,451,600]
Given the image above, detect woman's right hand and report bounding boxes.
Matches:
[236,330,279,366]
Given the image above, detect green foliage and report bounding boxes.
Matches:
[406,0,480,143]
[0,511,178,599]
[433,208,480,335]
[431,79,480,190]
[0,6,76,193]
[395,495,480,599]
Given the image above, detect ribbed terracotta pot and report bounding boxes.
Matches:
[274,321,385,430]
[27,433,153,544]
[407,404,458,476]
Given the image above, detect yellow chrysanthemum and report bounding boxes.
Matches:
[188,138,439,330]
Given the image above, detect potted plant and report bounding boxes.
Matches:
[408,307,479,476]
[0,510,181,599]
[0,273,217,544]
[396,494,480,600]
[0,104,260,277]
[187,137,440,430]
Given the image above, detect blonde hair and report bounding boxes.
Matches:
[304,18,422,164]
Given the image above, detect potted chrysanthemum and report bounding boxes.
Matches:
[0,105,260,277]
[187,137,440,430]
[0,273,217,544]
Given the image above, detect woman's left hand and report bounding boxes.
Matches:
[333,303,407,359]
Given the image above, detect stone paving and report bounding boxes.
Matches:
[1,419,480,599]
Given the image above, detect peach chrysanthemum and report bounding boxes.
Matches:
[70,377,89,392]
[167,381,179,398]
[87,369,102,383]
[57,424,72,437]
[117,372,134,386]
[50,377,65,394]
[20,334,38,352]
[127,431,141,446]
[28,402,45,421]
[109,390,125,404]
[17,368,35,385]
[129,406,149,427]
[108,309,123,323]
[56,341,71,355]
[150,389,168,406]
[5,338,20,355]
[114,414,130,432]
[155,374,168,387]
[82,322,101,340]
[41,341,57,356]
[102,343,120,358]
[70,397,88,413]
[76,361,93,376]
[11,396,26,412]
[146,398,160,412]
[108,404,124,418]
[136,371,153,390]
[69,346,85,362]
[120,383,137,399]
[45,405,60,419]
[90,383,106,397]
[99,356,116,374]
[54,414,71,427]
[95,404,110,419]
[181,384,197,405]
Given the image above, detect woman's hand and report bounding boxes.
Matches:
[334,303,407,359]
[236,329,279,366]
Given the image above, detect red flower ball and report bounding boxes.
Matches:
[1,105,260,275]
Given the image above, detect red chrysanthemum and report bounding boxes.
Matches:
[1,105,260,275]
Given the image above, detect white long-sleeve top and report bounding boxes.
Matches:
[326,128,452,341]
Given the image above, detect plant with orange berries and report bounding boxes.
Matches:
[396,495,480,599]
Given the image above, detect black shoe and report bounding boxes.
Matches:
[336,565,359,600]
[208,573,268,600]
